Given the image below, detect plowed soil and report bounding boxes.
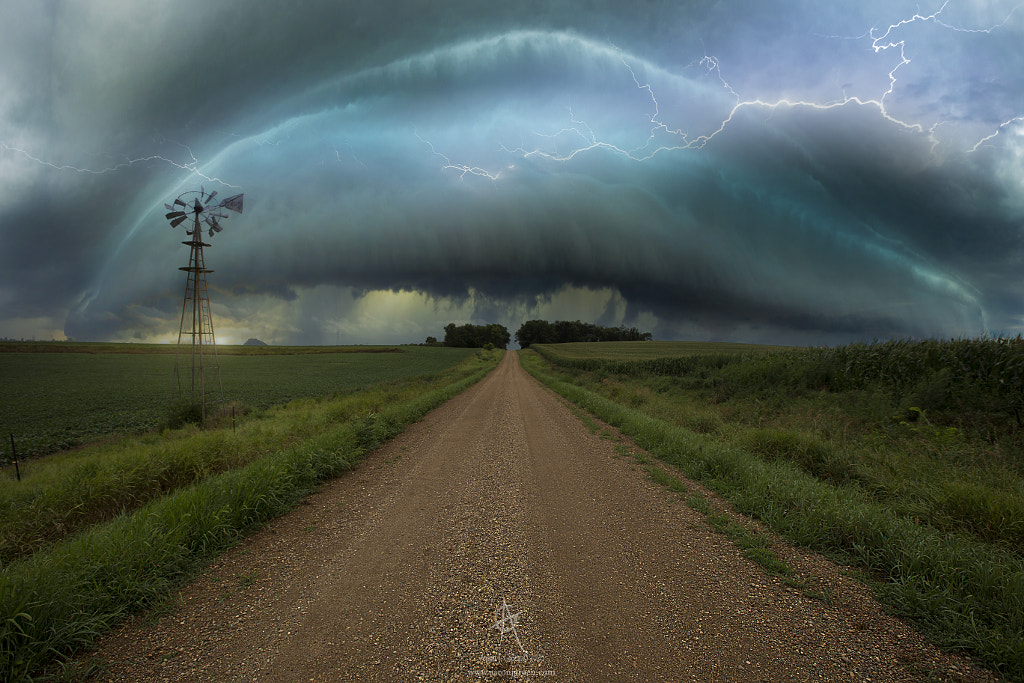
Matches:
[85,351,997,682]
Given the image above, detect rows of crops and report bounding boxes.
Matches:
[1,345,476,461]
[535,340,786,360]
[535,337,1024,440]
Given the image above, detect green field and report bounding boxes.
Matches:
[4,337,1023,678]
[524,339,1024,680]
[0,344,502,680]
[533,340,791,360]
[1,343,476,461]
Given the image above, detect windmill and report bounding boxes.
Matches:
[164,187,244,421]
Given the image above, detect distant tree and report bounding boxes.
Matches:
[515,320,651,347]
[483,323,511,348]
[442,323,510,348]
[515,320,555,348]
[443,323,469,348]
[423,336,441,347]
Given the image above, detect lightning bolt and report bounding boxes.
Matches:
[0,140,240,188]
[331,145,368,169]
[867,1,1024,154]
[969,116,1024,153]
[499,57,926,166]
[425,4,1023,176]
[416,131,504,180]
[867,1,1021,106]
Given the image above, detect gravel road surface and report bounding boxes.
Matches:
[86,351,996,682]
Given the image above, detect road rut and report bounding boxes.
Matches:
[87,351,995,682]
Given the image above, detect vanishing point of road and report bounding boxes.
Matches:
[88,352,995,682]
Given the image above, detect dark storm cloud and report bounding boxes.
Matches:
[3,1,1024,344]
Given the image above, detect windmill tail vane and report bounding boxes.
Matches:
[164,187,244,422]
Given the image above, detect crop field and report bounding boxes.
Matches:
[1,343,476,461]
[3,337,1023,678]
[533,340,793,376]
[523,338,1024,679]
[535,340,791,360]
[0,344,502,680]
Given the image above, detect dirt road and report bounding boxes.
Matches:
[88,352,994,681]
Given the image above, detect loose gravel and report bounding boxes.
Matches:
[83,352,999,682]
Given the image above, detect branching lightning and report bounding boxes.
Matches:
[496,58,927,168]
[871,1,1023,154]
[0,140,239,188]
[421,2,1022,176]
[969,116,1024,153]
[416,131,503,180]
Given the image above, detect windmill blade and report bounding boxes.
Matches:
[219,193,243,213]
[174,198,186,208]
[170,215,188,228]
[165,211,186,220]
[165,203,174,211]
[205,190,218,203]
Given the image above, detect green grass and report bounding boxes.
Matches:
[0,348,502,681]
[0,348,488,565]
[684,491,794,579]
[1,344,475,460]
[531,341,789,378]
[532,340,790,360]
[520,342,1024,680]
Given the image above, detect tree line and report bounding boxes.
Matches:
[514,320,652,348]
[424,323,511,349]
[422,320,651,349]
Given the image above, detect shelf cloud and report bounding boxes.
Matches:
[2,1,1023,345]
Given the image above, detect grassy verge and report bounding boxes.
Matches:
[0,349,502,681]
[643,460,797,580]
[521,347,1024,680]
[0,354,472,565]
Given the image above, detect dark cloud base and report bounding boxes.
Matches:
[4,3,1023,345]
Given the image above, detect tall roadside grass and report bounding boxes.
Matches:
[0,366,472,565]
[521,345,1024,680]
[532,341,763,376]
[0,349,502,681]
[536,336,1024,452]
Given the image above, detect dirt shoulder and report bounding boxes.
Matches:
[84,351,997,681]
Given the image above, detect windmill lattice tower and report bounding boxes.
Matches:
[164,188,244,421]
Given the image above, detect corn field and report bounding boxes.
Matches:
[536,337,1024,436]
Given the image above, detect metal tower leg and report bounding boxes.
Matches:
[172,220,223,422]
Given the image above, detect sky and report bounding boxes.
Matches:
[1,1,1023,347]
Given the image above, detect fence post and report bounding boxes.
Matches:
[9,433,20,482]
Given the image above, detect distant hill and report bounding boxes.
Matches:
[243,338,267,346]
